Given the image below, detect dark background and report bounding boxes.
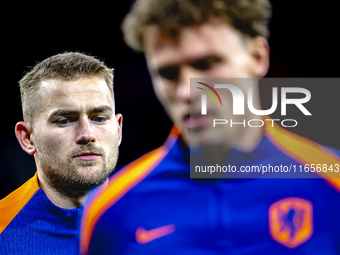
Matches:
[1,1,339,199]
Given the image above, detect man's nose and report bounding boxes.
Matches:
[177,66,202,101]
[75,118,96,145]
[176,66,193,101]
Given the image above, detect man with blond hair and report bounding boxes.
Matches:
[0,52,122,254]
[80,0,340,254]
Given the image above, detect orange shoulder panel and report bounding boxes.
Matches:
[80,126,179,254]
[0,172,40,234]
[265,119,340,191]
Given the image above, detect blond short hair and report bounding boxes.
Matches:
[19,52,113,123]
[122,0,272,51]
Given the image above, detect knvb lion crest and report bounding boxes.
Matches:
[268,197,313,248]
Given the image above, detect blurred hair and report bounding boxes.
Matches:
[122,0,272,51]
[19,52,114,123]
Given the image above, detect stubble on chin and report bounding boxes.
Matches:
[35,139,119,201]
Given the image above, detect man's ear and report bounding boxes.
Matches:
[248,36,270,78]
[115,114,123,146]
[15,122,37,155]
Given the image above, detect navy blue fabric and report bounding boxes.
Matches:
[0,189,82,255]
[88,134,340,254]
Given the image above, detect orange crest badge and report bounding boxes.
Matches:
[268,197,313,248]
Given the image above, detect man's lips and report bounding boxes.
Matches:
[184,113,210,129]
[74,152,100,161]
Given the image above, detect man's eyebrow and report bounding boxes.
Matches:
[48,106,113,118]
[49,109,79,117]
[156,54,221,69]
[155,54,222,73]
[88,105,113,114]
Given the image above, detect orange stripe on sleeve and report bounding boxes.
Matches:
[0,172,40,234]
[80,127,179,254]
[265,119,340,191]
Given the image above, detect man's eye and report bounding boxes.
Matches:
[55,118,69,126]
[158,66,179,81]
[91,116,108,123]
[190,56,222,70]
[54,116,78,126]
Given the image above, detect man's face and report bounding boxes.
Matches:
[144,20,267,146]
[31,77,122,197]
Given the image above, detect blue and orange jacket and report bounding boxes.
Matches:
[80,122,340,255]
[0,173,82,255]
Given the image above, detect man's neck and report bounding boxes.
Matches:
[36,170,108,209]
[232,121,264,153]
[181,117,264,166]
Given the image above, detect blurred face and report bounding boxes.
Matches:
[31,77,122,197]
[144,20,268,147]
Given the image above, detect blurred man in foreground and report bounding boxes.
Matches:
[80,1,340,254]
[0,52,122,254]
